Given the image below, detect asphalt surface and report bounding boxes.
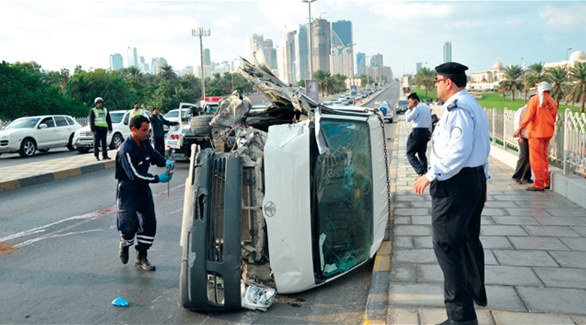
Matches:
[0,85,400,324]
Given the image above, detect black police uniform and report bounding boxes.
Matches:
[115,136,167,253]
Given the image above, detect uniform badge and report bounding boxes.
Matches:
[451,127,462,139]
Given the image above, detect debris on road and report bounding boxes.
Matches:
[112,297,129,307]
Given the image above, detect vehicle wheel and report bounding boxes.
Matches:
[110,133,123,149]
[190,115,214,135]
[390,117,394,123]
[38,149,50,153]
[78,148,90,154]
[19,138,36,157]
[67,134,75,151]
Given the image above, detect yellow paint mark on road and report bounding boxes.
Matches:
[373,241,392,272]
[0,180,20,192]
[53,170,69,180]
[67,168,82,177]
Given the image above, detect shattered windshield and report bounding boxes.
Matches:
[314,119,373,278]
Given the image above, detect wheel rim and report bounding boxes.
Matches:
[114,135,122,148]
[24,141,35,156]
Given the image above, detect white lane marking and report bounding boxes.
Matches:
[16,226,116,248]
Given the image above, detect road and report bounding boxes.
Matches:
[0,85,399,324]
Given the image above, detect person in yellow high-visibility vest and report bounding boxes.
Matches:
[131,102,145,117]
[89,97,112,161]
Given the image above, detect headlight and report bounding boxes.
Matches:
[1,133,14,140]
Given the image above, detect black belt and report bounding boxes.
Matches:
[460,166,483,173]
[412,127,430,131]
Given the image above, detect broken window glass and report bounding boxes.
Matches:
[315,119,373,278]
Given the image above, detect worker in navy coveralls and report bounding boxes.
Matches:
[115,115,175,271]
[414,62,491,325]
[405,92,433,177]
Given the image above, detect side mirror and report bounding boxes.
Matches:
[39,124,48,129]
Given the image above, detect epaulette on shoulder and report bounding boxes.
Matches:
[447,99,458,111]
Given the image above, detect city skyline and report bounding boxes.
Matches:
[2,1,584,77]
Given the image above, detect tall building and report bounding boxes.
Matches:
[371,54,383,67]
[443,41,452,63]
[249,34,265,62]
[152,57,168,75]
[203,48,211,66]
[331,20,352,48]
[416,62,422,74]
[230,58,242,72]
[330,46,352,78]
[263,39,277,70]
[276,46,289,84]
[127,46,138,68]
[138,56,149,73]
[182,66,194,76]
[109,53,123,71]
[356,52,366,76]
[294,24,309,81]
[310,18,331,72]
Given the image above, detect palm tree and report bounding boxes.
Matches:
[412,67,436,99]
[523,62,546,102]
[544,66,567,106]
[158,64,177,83]
[499,65,524,101]
[313,70,331,97]
[563,62,586,113]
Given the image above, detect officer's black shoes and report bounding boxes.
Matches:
[436,319,478,325]
[95,156,100,161]
[103,156,111,160]
[119,243,129,264]
[135,250,156,271]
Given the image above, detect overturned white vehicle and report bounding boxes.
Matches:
[179,57,390,311]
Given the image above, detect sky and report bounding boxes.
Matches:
[1,0,585,77]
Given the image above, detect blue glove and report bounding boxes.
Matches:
[158,171,173,183]
[165,160,175,170]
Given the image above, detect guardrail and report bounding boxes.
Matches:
[483,107,585,177]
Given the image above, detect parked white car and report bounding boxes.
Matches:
[72,109,150,153]
[163,109,193,132]
[0,115,81,157]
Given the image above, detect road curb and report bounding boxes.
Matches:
[364,113,400,325]
[0,159,115,192]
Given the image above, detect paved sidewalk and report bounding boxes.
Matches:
[0,149,118,192]
[366,114,586,325]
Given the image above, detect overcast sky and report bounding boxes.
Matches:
[1,0,585,76]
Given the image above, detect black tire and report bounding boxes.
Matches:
[110,133,123,149]
[78,148,90,154]
[38,149,50,153]
[67,134,75,151]
[19,138,36,157]
[190,115,213,135]
[390,117,394,123]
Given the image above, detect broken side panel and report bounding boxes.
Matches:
[179,148,243,311]
[262,120,315,294]
[313,117,374,280]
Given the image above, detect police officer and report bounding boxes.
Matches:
[405,93,433,178]
[115,115,175,271]
[131,102,144,117]
[150,107,178,155]
[414,62,491,325]
[89,97,112,161]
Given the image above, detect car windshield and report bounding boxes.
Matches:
[314,118,373,279]
[110,112,125,124]
[398,100,408,106]
[5,117,40,129]
[165,111,179,118]
[204,104,219,114]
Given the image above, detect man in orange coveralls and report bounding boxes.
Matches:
[513,82,558,191]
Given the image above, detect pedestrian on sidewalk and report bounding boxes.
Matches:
[514,82,558,191]
[405,93,433,178]
[89,97,112,161]
[511,96,535,184]
[414,62,491,325]
[115,115,175,271]
[150,107,178,155]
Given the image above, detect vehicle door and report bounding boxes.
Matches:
[121,112,131,139]
[53,116,71,145]
[36,117,60,147]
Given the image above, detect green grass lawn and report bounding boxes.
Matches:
[412,88,582,115]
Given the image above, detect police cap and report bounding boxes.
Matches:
[435,62,468,77]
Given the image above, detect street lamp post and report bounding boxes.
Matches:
[192,27,211,99]
[348,43,356,86]
[365,54,371,88]
[302,0,316,79]
[566,47,572,69]
[520,57,524,68]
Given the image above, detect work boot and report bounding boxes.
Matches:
[135,250,156,271]
[119,243,129,264]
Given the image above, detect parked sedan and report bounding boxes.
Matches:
[0,115,81,157]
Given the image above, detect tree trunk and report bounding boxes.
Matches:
[581,97,585,113]
[502,93,505,101]
[524,90,527,103]
[512,91,515,102]
[425,88,428,99]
